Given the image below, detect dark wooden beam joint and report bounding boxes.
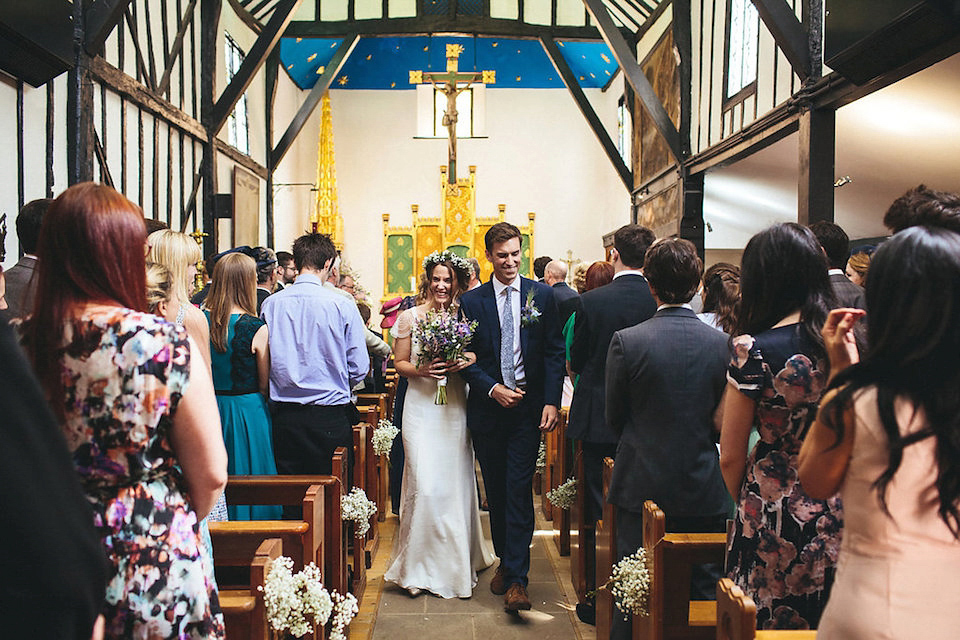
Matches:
[540,36,632,192]
[211,0,304,135]
[797,107,835,225]
[84,0,134,55]
[679,169,705,259]
[580,0,682,161]
[750,0,811,82]
[271,34,360,170]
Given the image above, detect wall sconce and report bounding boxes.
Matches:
[834,176,852,188]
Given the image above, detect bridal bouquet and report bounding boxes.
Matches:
[260,556,358,639]
[413,309,477,404]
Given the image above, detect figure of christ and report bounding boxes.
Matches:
[434,79,472,182]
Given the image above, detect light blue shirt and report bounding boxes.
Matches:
[261,273,369,405]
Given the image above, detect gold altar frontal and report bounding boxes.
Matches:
[382,165,535,299]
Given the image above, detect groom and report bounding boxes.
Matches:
[460,222,566,611]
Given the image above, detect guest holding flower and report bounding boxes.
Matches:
[719,223,841,630]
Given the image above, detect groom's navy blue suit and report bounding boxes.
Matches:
[460,276,565,588]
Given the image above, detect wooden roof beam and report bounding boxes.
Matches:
[85,0,135,55]
[750,0,810,82]
[581,0,681,160]
[541,36,632,191]
[211,0,303,134]
[270,34,360,170]
[284,16,609,39]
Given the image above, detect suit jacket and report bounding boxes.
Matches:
[551,281,580,327]
[830,272,865,310]
[459,277,565,434]
[605,307,730,517]
[567,274,657,443]
[4,255,37,318]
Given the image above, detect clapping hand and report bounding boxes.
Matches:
[822,307,866,378]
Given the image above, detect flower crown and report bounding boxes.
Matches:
[422,250,472,280]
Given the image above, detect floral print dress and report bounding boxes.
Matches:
[58,308,224,639]
[725,324,842,630]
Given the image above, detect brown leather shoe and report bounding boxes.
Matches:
[504,583,532,611]
[490,566,507,595]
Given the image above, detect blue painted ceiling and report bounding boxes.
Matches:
[279,35,619,90]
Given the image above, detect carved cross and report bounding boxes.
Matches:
[410,44,495,184]
[562,249,580,284]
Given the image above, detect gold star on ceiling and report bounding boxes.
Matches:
[601,54,610,63]
[338,76,349,85]
[492,42,499,47]
[316,66,325,74]
[366,54,372,61]
[287,64,294,70]
[296,37,302,43]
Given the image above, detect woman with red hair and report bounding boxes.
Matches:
[22,183,227,639]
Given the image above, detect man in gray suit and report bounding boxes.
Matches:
[809,221,865,309]
[604,237,731,640]
[5,199,51,319]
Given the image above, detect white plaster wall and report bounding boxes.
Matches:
[270,83,631,310]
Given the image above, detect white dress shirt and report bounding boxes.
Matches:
[491,275,526,386]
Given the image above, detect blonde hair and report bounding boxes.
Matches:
[145,262,172,314]
[847,251,871,286]
[572,263,589,293]
[206,252,257,353]
[148,229,201,303]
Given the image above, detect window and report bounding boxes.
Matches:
[617,95,632,167]
[433,85,474,138]
[726,0,759,99]
[225,34,250,155]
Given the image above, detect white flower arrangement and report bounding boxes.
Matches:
[329,591,359,640]
[260,556,333,638]
[421,249,472,276]
[341,487,377,537]
[372,419,399,458]
[546,477,577,510]
[607,549,651,619]
[536,440,546,471]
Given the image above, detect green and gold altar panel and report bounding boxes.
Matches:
[385,233,415,293]
[520,233,531,276]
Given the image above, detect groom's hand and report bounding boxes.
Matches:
[491,384,524,408]
[539,405,558,432]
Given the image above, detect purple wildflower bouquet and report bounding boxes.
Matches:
[413,309,478,404]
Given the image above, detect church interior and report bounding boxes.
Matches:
[2,0,960,638]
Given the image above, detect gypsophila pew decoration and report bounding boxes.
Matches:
[603,548,651,619]
[341,487,377,537]
[520,289,541,327]
[546,477,577,510]
[536,440,547,471]
[412,309,477,404]
[259,556,357,638]
[372,418,399,457]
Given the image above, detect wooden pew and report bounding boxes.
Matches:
[570,439,592,602]
[553,408,571,556]
[634,500,727,640]
[219,473,348,598]
[595,457,617,640]
[348,425,369,600]
[218,537,282,640]
[716,579,817,640]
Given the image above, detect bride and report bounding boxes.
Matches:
[384,251,495,598]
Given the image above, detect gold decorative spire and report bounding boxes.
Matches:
[313,92,343,248]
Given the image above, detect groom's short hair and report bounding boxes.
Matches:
[484,222,522,251]
[643,237,702,304]
[293,232,337,272]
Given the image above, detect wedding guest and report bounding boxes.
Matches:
[276,250,296,286]
[5,198,51,319]
[563,261,613,384]
[145,262,173,317]
[698,262,740,333]
[252,246,279,315]
[22,182,227,638]
[148,229,212,370]
[720,222,840,630]
[206,252,281,521]
[572,262,589,294]
[533,255,552,281]
[544,259,579,326]
[810,221,865,310]
[605,237,730,640]
[466,257,482,290]
[883,184,960,234]
[799,225,960,640]
[844,247,872,287]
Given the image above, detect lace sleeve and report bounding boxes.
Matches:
[392,308,415,340]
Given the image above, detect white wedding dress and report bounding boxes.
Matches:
[384,308,495,598]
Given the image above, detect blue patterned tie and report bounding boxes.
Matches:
[500,286,516,389]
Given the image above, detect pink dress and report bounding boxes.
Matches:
[818,387,960,639]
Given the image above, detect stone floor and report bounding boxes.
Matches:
[353,495,594,640]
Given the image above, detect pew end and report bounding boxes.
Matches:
[715,578,817,640]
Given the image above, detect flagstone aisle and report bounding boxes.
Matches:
[354,498,594,640]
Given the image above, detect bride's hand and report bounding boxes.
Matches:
[417,358,448,380]
[444,351,476,373]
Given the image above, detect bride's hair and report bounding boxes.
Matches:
[418,259,469,305]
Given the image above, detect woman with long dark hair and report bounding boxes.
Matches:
[204,252,280,521]
[799,225,960,639]
[22,183,227,639]
[719,222,840,630]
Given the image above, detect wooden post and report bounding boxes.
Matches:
[680,170,706,259]
[199,0,220,255]
[798,107,835,226]
[265,50,279,248]
[68,0,95,184]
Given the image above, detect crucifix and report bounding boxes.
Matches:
[562,249,580,284]
[410,44,495,184]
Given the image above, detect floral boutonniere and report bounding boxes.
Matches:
[520,289,541,327]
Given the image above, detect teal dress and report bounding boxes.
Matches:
[206,312,282,521]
